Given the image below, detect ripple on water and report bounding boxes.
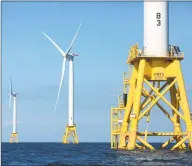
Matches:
[2,143,192,166]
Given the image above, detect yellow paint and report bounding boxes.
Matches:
[10,133,18,143]
[62,125,78,144]
[111,43,192,150]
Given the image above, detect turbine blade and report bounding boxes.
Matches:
[53,57,67,116]
[9,77,12,94]
[8,94,12,108]
[8,77,12,108]
[42,32,66,57]
[65,19,83,55]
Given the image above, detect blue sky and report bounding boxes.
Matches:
[2,2,192,142]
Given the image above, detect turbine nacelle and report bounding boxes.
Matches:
[11,93,19,97]
[68,53,79,57]
[67,53,79,61]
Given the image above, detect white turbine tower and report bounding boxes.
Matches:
[42,20,82,143]
[8,77,19,143]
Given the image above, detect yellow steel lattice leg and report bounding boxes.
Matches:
[127,59,146,150]
[10,133,18,143]
[170,82,186,149]
[119,64,138,148]
[175,60,192,149]
[62,125,78,144]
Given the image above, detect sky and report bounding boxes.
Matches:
[2,2,192,142]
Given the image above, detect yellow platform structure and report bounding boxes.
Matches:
[62,125,78,144]
[10,132,18,143]
[111,43,192,150]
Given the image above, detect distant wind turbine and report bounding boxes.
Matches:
[9,77,19,143]
[42,19,83,143]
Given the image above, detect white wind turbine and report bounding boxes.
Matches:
[9,77,19,143]
[42,20,82,128]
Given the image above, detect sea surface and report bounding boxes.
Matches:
[2,143,192,166]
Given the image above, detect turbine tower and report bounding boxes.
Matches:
[9,77,19,143]
[111,1,192,150]
[43,20,82,144]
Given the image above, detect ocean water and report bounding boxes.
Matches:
[2,143,192,166]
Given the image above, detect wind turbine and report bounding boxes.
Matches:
[9,77,19,143]
[42,20,82,143]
